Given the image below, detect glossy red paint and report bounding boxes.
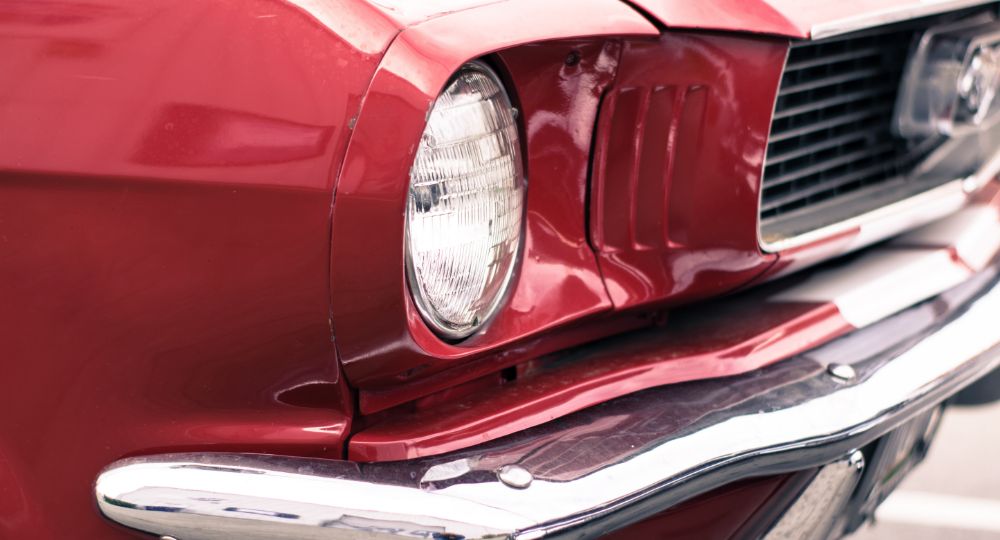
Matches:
[4,0,988,536]
[359,0,506,28]
[329,1,659,391]
[335,27,803,409]
[590,33,785,310]
[348,280,850,461]
[0,0,390,537]
[626,0,803,37]
[350,188,1000,461]
[357,311,652,415]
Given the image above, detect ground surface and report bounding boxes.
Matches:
[848,401,1000,540]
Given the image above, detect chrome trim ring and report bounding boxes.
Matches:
[96,262,1000,540]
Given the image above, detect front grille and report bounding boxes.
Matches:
[760,17,953,222]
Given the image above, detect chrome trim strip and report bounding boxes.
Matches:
[809,0,997,40]
[760,178,969,253]
[96,266,1000,540]
[759,140,1000,253]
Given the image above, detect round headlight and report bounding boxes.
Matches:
[405,62,526,340]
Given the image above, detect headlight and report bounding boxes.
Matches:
[405,62,526,340]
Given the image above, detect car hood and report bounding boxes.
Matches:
[625,0,995,39]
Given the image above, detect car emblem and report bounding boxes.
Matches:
[958,45,1000,125]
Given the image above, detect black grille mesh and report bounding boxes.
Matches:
[760,22,930,220]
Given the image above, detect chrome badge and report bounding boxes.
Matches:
[895,13,1000,138]
[958,44,1000,125]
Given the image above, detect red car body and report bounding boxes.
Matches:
[2,1,999,538]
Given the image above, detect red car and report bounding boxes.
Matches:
[2,0,1000,538]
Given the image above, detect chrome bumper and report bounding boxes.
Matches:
[96,265,1000,540]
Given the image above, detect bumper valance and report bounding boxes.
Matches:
[96,259,1000,540]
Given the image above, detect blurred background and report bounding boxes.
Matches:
[850,401,1000,540]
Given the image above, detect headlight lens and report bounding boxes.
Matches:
[405,62,526,340]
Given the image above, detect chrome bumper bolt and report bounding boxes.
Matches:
[828,363,857,382]
[497,464,533,489]
[848,449,865,470]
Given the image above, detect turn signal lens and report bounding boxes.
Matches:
[405,62,525,340]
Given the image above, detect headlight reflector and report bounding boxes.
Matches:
[406,62,525,340]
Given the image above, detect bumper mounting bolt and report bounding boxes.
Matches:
[827,363,856,382]
[497,464,533,489]
[848,449,865,470]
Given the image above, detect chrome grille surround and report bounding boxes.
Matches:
[761,27,924,221]
[759,6,1000,251]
